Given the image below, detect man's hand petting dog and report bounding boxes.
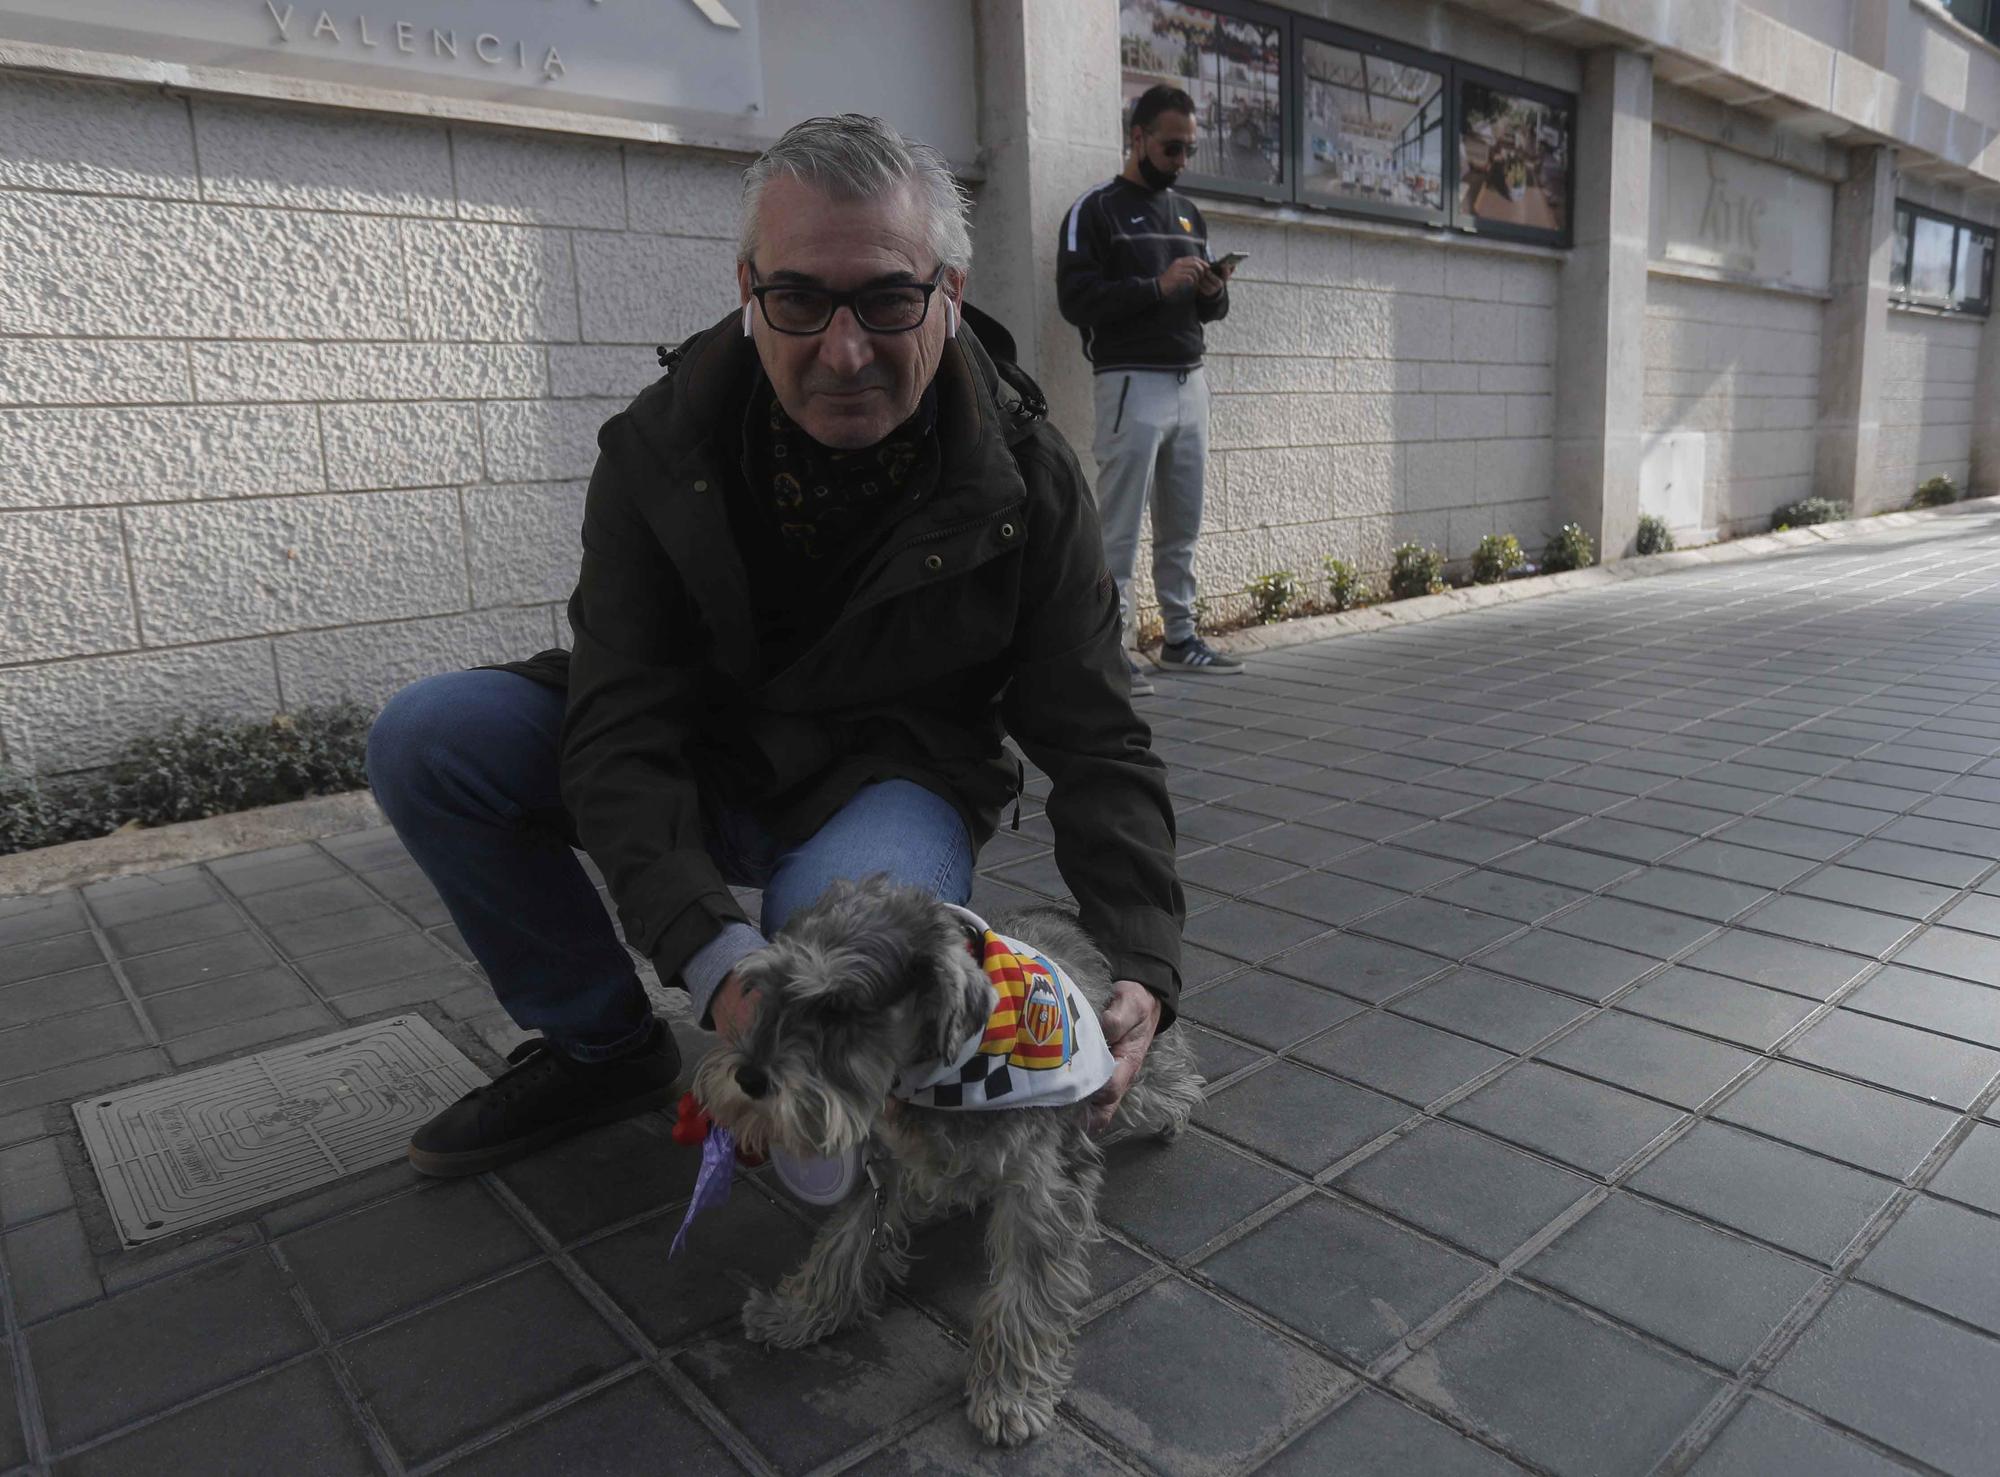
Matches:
[1087,981,1162,1135]
[708,971,757,1043]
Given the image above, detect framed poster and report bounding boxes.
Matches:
[1455,64,1573,246]
[1297,23,1448,227]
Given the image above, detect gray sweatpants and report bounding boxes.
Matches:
[1090,366,1209,647]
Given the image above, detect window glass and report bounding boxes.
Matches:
[1458,77,1571,241]
[1892,205,1913,292]
[1955,226,1993,310]
[1909,213,1957,302]
[1942,0,1994,35]
[1120,0,1284,189]
[1299,38,1446,215]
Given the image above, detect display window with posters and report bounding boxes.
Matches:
[1117,0,1575,246]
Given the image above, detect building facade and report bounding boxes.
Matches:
[2,0,1997,775]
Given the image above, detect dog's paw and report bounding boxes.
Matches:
[967,1386,1056,1448]
[741,1288,829,1349]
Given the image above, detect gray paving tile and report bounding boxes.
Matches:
[1391,1282,1721,1477]
[1393,968,1592,1051]
[1844,963,2000,1047]
[0,1136,71,1228]
[1665,841,1818,888]
[1545,896,1717,959]
[1786,1009,2000,1110]
[1681,931,1871,1001]
[163,1001,338,1068]
[53,1357,376,1477]
[1788,867,1951,923]
[1930,1122,2000,1216]
[264,904,414,960]
[1690,1397,1910,1477]
[1539,1011,1758,1109]
[1940,892,2000,937]
[1200,1061,1411,1174]
[1716,1061,1958,1178]
[495,1113,699,1245]
[208,844,345,894]
[1324,844,1470,893]
[1176,846,1301,897]
[1841,838,1989,888]
[1272,932,1450,1002]
[118,931,281,996]
[1739,894,1918,959]
[1523,1192,1821,1370]
[0,932,103,988]
[1631,1121,1898,1264]
[1099,1132,1294,1258]
[1180,971,1364,1050]
[1395,822,1523,864]
[1606,867,1770,923]
[1350,897,1520,961]
[1261,1388,1519,1476]
[29,1250,316,1449]
[1430,868,1589,923]
[1184,1025,1263,1083]
[1551,816,1690,863]
[1294,1011,1510,1107]
[1334,1120,1592,1261]
[1471,930,1658,1004]
[1856,1194,2000,1337]
[1448,1062,1683,1178]
[0,965,125,1032]
[1182,902,1330,963]
[142,966,318,1041]
[80,875,221,928]
[345,1264,633,1466]
[1766,1283,2000,1475]
[1068,1277,1347,1477]
[295,932,456,996]
[1227,822,1366,868]
[1490,842,1639,890]
[433,1372,744,1477]
[101,903,250,959]
[0,1004,149,1083]
[1249,871,1405,926]
[1892,926,2000,987]
[5,1208,104,1323]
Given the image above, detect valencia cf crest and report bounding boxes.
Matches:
[1178,215,1193,232]
[1021,969,1062,1048]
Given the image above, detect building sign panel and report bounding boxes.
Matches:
[1650,132,1833,292]
[0,0,762,125]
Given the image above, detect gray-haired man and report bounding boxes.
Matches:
[368,115,1184,1174]
[1058,83,1242,693]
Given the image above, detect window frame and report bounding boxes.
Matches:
[1891,199,1995,316]
[1117,0,1576,246]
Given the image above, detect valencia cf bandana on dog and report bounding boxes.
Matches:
[892,905,1116,1110]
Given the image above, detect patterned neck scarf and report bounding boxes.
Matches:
[749,380,939,562]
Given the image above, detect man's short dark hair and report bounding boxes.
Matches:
[1129,85,1196,135]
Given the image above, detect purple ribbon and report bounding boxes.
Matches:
[669,1124,737,1259]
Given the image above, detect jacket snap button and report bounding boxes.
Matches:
[692,479,709,492]
[924,554,944,571]
[1000,523,1015,538]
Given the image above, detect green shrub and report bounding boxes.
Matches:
[0,703,375,858]
[1388,543,1446,600]
[1634,514,1675,556]
[1771,496,1845,530]
[1541,522,1596,573]
[1913,475,1961,509]
[1470,533,1526,585]
[1321,556,1364,611]
[1245,570,1299,625]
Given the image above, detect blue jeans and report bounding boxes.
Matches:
[367,670,975,1060]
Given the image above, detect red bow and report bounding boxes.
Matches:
[670,1092,766,1166]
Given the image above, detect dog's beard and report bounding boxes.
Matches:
[692,1039,893,1157]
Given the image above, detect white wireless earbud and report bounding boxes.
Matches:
[742,300,755,337]
[946,297,959,337]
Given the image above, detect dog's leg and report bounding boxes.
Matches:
[966,1152,1100,1446]
[742,1178,910,1349]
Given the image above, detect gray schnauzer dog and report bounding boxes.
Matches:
[692,875,1204,1447]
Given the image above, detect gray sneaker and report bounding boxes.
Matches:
[1157,636,1244,675]
[1124,651,1156,697]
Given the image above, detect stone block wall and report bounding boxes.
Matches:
[0,74,746,775]
[1122,221,1558,622]
[1642,275,1824,536]
[1878,310,1983,501]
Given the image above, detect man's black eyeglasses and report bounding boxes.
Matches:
[746,264,947,335]
[1149,135,1198,159]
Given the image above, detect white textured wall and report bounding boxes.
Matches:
[1642,275,1824,535]
[0,74,744,775]
[1167,222,1558,612]
[1878,310,1983,499]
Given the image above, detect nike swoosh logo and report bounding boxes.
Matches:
[1130,216,1145,224]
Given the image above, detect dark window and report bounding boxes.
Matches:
[1891,200,1995,315]
[1117,0,1575,244]
[1941,0,1999,42]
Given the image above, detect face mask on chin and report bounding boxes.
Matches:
[1136,154,1180,191]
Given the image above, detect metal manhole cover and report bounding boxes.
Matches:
[74,1016,489,1247]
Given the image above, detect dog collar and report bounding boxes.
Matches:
[892,905,1115,1110]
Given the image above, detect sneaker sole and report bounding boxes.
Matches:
[1153,661,1244,676]
[406,1079,682,1179]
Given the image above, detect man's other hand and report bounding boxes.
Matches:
[1087,980,1164,1135]
[1197,258,1232,297]
[709,970,757,1044]
[1158,256,1206,297]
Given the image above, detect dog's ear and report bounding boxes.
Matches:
[913,946,990,1065]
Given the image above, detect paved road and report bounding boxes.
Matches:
[3,510,2000,1473]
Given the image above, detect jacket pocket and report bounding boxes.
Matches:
[1111,375,1131,435]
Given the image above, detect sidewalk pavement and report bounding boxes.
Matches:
[5,510,2000,1474]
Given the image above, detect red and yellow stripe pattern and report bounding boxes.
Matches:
[977,931,1068,1071]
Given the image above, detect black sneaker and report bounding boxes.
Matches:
[1124,651,1156,698]
[407,1021,682,1178]
[1157,636,1244,675]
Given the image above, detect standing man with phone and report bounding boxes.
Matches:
[1058,83,1242,695]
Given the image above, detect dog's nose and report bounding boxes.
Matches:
[736,1064,770,1099]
